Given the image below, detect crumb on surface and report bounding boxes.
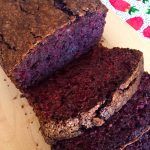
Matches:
[100,37,105,43]
[21,105,24,108]
[13,96,17,100]
[3,79,7,81]
[20,94,25,98]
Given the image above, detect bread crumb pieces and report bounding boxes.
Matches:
[13,96,17,100]
[100,37,105,43]
[20,94,25,98]
[21,105,24,108]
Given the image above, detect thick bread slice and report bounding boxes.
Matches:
[53,72,150,150]
[24,46,144,143]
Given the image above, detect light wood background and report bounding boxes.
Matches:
[0,11,150,150]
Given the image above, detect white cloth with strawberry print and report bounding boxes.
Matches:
[101,0,150,39]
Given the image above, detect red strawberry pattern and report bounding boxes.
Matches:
[126,17,144,30]
[101,0,150,39]
[109,0,139,14]
[109,0,130,11]
[143,26,150,38]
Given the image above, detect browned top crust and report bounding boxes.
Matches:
[0,0,106,74]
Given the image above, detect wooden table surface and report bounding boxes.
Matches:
[0,11,150,150]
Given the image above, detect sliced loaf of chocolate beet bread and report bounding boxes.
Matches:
[23,46,144,143]
[0,0,107,88]
[53,72,150,150]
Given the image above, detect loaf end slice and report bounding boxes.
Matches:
[53,72,150,150]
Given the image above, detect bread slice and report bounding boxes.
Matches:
[53,72,150,150]
[23,46,144,143]
[0,0,107,88]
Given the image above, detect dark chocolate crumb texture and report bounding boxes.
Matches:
[23,46,143,142]
[53,72,150,150]
[0,0,107,88]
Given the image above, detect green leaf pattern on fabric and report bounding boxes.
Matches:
[129,6,139,15]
